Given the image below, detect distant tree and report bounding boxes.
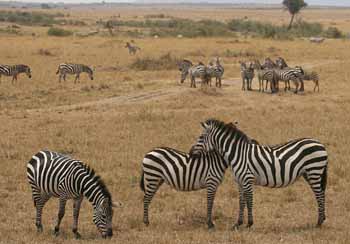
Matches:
[282,0,308,30]
[41,3,51,9]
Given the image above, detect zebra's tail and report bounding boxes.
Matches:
[321,165,328,192]
[55,66,60,75]
[140,170,145,192]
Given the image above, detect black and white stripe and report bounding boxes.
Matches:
[207,58,224,88]
[274,66,304,93]
[189,62,208,88]
[253,60,277,92]
[240,61,254,91]
[56,63,94,83]
[27,150,115,239]
[0,64,31,84]
[303,70,320,92]
[190,119,328,228]
[140,147,228,229]
[178,59,193,83]
[125,42,141,55]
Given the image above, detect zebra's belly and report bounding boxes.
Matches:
[165,178,207,191]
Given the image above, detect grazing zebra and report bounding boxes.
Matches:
[253,60,277,93]
[27,150,117,239]
[125,42,141,55]
[140,147,228,229]
[190,119,328,229]
[207,58,224,88]
[178,59,193,83]
[275,57,305,92]
[240,61,254,91]
[189,62,207,88]
[0,64,32,84]
[303,70,320,92]
[56,63,94,83]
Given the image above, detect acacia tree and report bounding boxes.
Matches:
[282,0,308,30]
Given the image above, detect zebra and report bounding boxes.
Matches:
[0,64,32,84]
[190,119,328,229]
[140,147,228,229]
[261,57,277,69]
[274,66,305,93]
[275,57,305,92]
[253,60,277,93]
[207,58,224,88]
[56,63,94,83]
[125,42,141,55]
[27,150,118,239]
[303,70,320,92]
[189,62,207,88]
[177,59,193,83]
[239,61,254,91]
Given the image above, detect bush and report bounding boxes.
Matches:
[324,27,343,38]
[47,27,72,36]
[130,52,179,71]
[0,10,63,26]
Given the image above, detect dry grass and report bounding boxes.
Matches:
[0,5,350,244]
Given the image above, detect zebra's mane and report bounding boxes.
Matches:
[80,163,112,204]
[204,119,250,143]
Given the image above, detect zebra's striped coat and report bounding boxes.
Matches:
[125,42,140,55]
[27,150,114,238]
[191,119,328,228]
[140,147,228,228]
[240,61,254,91]
[207,58,224,88]
[56,63,94,83]
[0,64,31,84]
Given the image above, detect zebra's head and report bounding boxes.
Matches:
[125,42,130,48]
[190,119,220,156]
[19,65,32,78]
[262,57,276,69]
[86,66,94,80]
[178,60,192,83]
[276,57,288,69]
[93,198,114,238]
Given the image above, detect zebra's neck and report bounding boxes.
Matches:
[81,65,91,74]
[81,166,111,207]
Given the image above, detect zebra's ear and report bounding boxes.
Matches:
[200,122,206,129]
[112,201,123,208]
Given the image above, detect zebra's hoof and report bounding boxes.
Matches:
[246,222,253,229]
[53,227,60,237]
[36,224,43,233]
[144,220,150,226]
[207,222,215,230]
[75,233,81,239]
[232,222,242,231]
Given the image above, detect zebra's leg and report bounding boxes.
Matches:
[303,168,327,227]
[54,198,67,236]
[33,192,50,233]
[72,198,83,239]
[244,183,254,228]
[74,74,79,84]
[293,79,299,94]
[12,75,17,85]
[206,185,218,229]
[233,185,245,230]
[299,78,305,92]
[242,78,245,91]
[58,74,61,83]
[143,179,164,226]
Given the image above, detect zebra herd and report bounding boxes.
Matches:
[27,118,329,239]
[241,57,320,93]
[178,58,224,88]
[178,56,320,93]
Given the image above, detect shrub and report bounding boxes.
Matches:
[47,27,72,37]
[0,10,63,26]
[130,52,179,71]
[324,26,343,38]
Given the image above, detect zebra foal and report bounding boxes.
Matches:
[140,147,228,229]
[56,63,94,83]
[125,42,141,55]
[207,58,224,88]
[27,150,118,239]
[0,64,32,84]
[190,119,328,229]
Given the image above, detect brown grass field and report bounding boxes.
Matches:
[0,4,350,244]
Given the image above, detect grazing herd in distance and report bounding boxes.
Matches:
[0,41,319,93]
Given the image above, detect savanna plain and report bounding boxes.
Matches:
[0,4,350,244]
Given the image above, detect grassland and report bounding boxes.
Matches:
[0,4,349,244]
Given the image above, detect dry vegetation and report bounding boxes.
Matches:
[0,4,349,244]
